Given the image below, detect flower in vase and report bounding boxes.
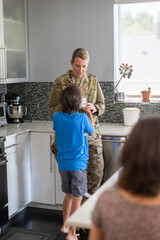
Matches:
[114,63,133,92]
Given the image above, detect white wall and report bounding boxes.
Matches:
[28,0,114,82]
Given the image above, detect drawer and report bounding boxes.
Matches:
[5,135,17,155]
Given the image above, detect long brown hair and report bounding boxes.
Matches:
[60,85,81,114]
[118,115,160,196]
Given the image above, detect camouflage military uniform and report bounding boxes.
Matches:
[49,70,105,195]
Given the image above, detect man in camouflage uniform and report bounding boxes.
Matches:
[49,48,105,197]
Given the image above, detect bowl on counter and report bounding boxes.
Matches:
[7,105,27,123]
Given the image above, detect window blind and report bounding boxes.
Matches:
[115,0,160,4]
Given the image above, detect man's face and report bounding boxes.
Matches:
[71,57,89,78]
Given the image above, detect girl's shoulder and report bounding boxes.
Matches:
[98,189,119,204]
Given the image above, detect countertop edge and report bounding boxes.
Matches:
[0,121,133,138]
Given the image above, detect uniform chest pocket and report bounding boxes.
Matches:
[88,88,97,103]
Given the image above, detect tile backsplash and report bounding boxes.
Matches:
[2,82,160,123]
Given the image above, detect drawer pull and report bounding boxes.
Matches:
[102,139,126,143]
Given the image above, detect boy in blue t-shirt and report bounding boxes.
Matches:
[53,85,94,240]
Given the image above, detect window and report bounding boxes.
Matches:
[114,1,160,100]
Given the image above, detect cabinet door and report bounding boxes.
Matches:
[2,0,28,83]
[16,132,31,208]
[6,133,31,218]
[6,135,19,217]
[30,132,55,205]
[7,151,19,217]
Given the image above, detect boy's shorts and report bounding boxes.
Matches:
[59,169,87,197]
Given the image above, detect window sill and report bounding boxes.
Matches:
[114,98,160,104]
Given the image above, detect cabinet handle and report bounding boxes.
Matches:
[1,45,4,82]
[0,45,7,82]
[102,139,126,143]
[4,45,7,81]
[0,45,3,81]
[50,135,53,173]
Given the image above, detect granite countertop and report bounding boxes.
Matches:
[0,121,132,137]
[0,121,54,137]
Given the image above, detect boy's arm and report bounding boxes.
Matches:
[81,107,94,126]
[81,107,95,135]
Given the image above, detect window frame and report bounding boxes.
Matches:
[114,1,160,102]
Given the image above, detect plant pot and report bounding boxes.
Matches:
[141,90,151,102]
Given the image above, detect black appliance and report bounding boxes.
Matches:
[5,93,19,123]
[0,137,8,234]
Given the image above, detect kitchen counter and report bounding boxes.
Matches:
[0,121,54,137]
[100,123,132,137]
[0,121,132,137]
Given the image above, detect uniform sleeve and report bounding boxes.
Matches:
[94,81,105,117]
[84,114,95,135]
[49,80,62,116]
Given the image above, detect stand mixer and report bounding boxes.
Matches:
[5,93,27,123]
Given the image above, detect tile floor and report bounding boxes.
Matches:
[1,207,89,240]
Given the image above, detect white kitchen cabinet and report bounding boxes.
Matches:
[16,132,31,208]
[6,132,31,218]
[6,135,19,217]
[0,0,28,83]
[30,132,56,205]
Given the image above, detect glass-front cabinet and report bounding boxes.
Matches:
[0,0,28,83]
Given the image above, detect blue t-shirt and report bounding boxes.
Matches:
[53,112,94,171]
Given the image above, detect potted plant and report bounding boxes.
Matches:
[114,63,133,101]
[141,88,151,102]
